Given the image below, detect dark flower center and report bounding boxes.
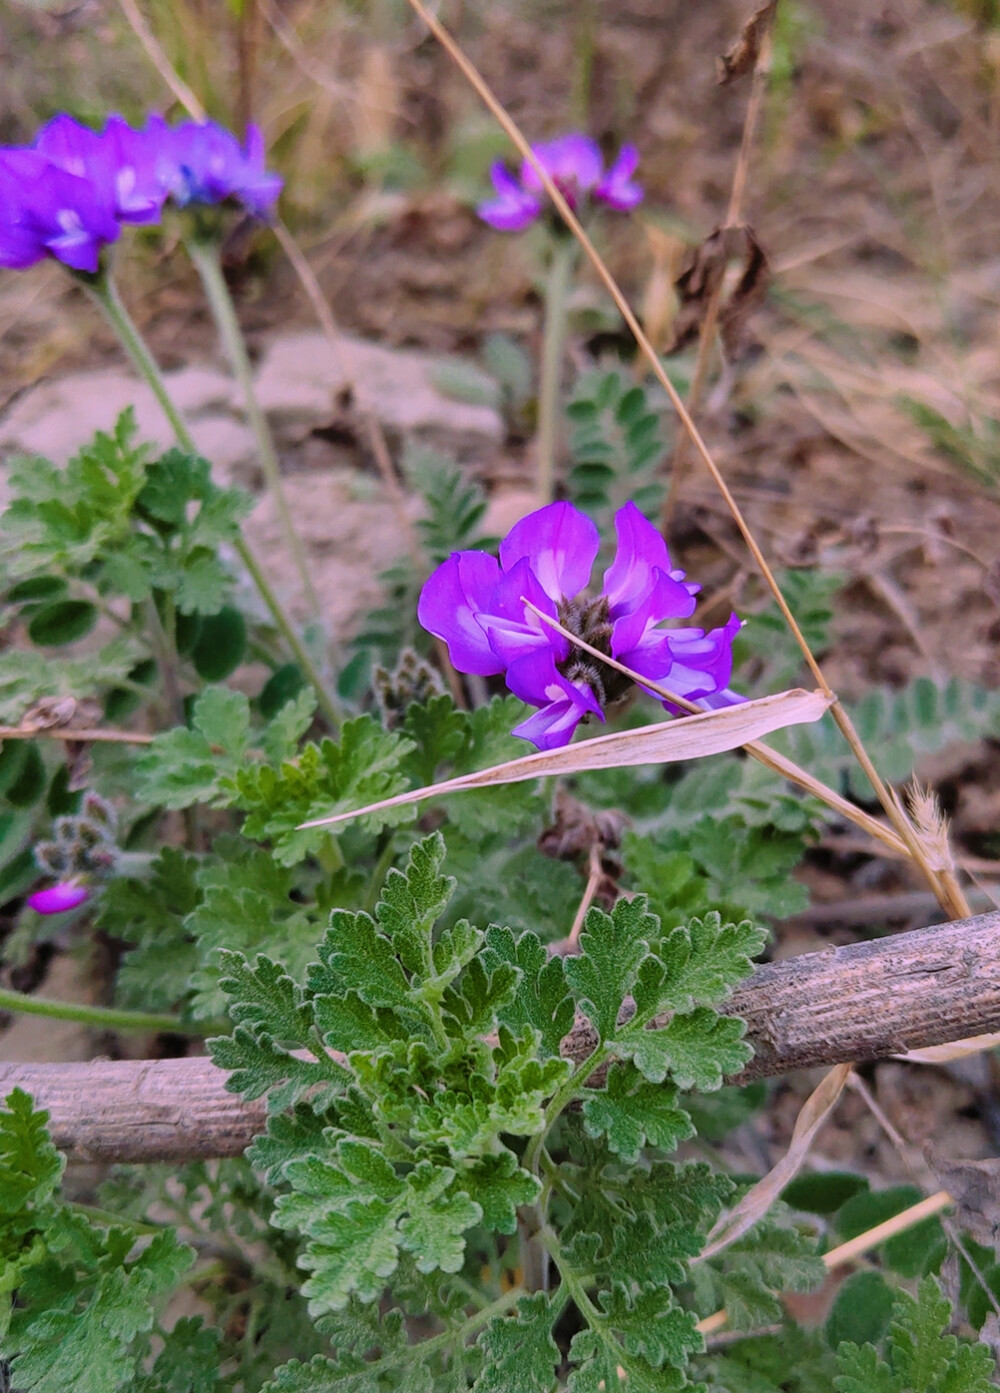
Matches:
[555,594,632,709]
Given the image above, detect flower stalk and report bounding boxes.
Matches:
[536,236,577,505]
[0,985,223,1035]
[186,234,320,618]
[86,269,342,731]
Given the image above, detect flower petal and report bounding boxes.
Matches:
[473,557,567,667]
[521,133,603,198]
[27,882,90,915]
[505,647,603,749]
[611,566,700,657]
[595,143,643,212]
[477,162,541,231]
[417,551,504,675]
[603,501,693,615]
[627,612,743,705]
[499,501,599,602]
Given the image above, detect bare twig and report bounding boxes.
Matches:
[3,909,999,1163]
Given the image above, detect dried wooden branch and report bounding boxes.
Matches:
[1,910,997,1164]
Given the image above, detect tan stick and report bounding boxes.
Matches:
[695,1191,954,1337]
[3,909,998,1163]
[401,0,961,915]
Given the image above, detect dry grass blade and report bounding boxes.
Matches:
[524,602,908,857]
[696,1190,954,1336]
[0,725,155,745]
[897,1031,1000,1064]
[298,687,831,830]
[695,1063,853,1264]
[117,0,207,119]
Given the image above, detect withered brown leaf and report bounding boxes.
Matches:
[717,0,778,86]
[666,224,770,358]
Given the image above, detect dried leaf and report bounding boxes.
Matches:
[897,1031,1000,1065]
[298,687,832,831]
[666,224,770,358]
[695,1063,852,1261]
[717,0,778,85]
[926,1153,1000,1247]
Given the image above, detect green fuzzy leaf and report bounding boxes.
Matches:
[208,1026,339,1107]
[136,686,251,809]
[834,1343,902,1393]
[374,832,455,977]
[191,605,247,680]
[216,950,314,1042]
[582,1064,694,1162]
[397,1162,482,1273]
[460,1150,539,1234]
[0,1089,65,1216]
[234,716,415,864]
[706,1220,826,1333]
[619,1007,752,1090]
[564,897,659,1041]
[138,1315,222,1393]
[654,912,767,1014]
[483,926,575,1058]
[9,1229,194,1393]
[27,598,98,647]
[99,847,202,1012]
[825,1270,895,1350]
[473,1292,561,1393]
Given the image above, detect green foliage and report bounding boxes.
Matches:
[834,1276,996,1393]
[900,396,1000,492]
[566,370,666,534]
[0,1091,196,1391]
[738,568,846,690]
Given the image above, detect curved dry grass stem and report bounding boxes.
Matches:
[402,0,964,912]
[117,0,207,120]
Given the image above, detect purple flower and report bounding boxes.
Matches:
[478,133,643,233]
[35,113,166,225]
[154,118,283,217]
[27,881,90,915]
[0,145,121,274]
[418,500,742,750]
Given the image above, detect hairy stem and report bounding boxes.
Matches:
[187,236,320,618]
[536,236,576,504]
[87,271,342,732]
[0,985,222,1035]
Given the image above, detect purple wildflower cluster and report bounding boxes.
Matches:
[418,501,741,750]
[479,133,643,233]
[0,113,282,275]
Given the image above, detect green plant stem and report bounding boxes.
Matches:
[524,1042,610,1178]
[87,271,342,732]
[0,985,223,1035]
[186,236,320,620]
[535,236,577,504]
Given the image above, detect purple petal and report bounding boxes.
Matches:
[28,882,90,915]
[477,162,541,232]
[103,114,167,224]
[473,557,568,668]
[521,134,603,200]
[417,551,504,676]
[158,119,281,217]
[629,612,742,705]
[595,143,643,212]
[603,502,692,615]
[499,501,599,602]
[506,648,604,750]
[611,566,699,657]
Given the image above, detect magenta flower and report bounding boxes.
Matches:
[154,118,283,217]
[27,882,90,915]
[418,501,742,750]
[478,134,643,232]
